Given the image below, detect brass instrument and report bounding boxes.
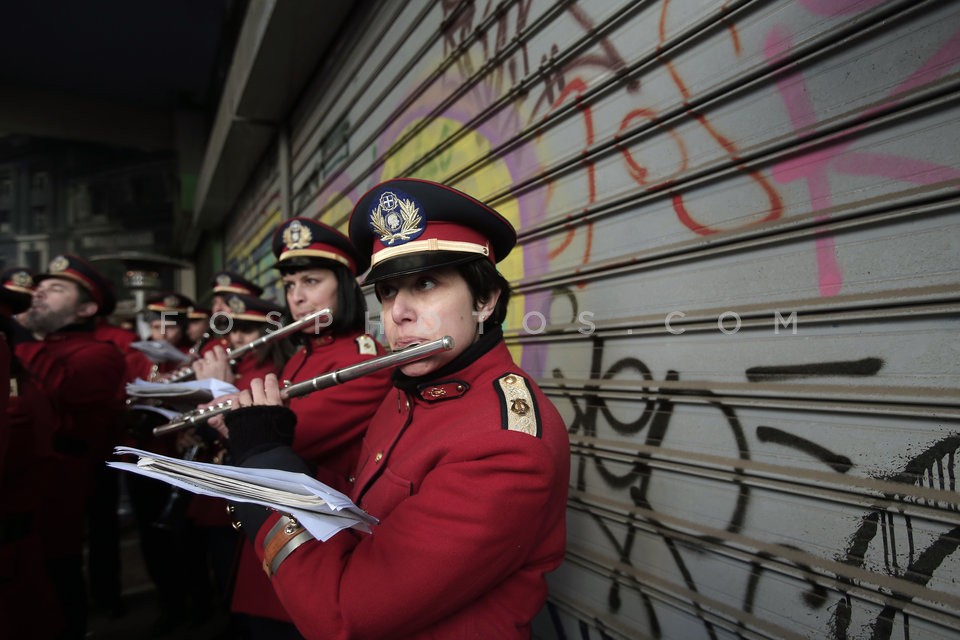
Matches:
[151,336,455,436]
[161,308,331,383]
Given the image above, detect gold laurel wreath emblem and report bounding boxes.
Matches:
[283,221,313,250]
[370,198,422,245]
[49,255,69,273]
[228,296,246,314]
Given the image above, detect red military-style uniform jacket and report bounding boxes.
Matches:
[231,349,279,391]
[1,371,64,637]
[251,338,570,640]
[15,325,125,557]
[231,330,393,621]
[199,334,230,357]
[95,320,153,395]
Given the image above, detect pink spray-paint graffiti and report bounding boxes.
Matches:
[765,22,960,296]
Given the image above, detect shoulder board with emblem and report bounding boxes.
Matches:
[355,334,378,356]
[494,373,541,437]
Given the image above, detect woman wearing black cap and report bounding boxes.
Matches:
[198,271,266,357]
[221,179,570,639]
[192,293,293,390]
[210,217,393,639]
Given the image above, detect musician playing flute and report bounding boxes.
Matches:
[184,293,295,628]
[142,292,197,380]
[219,179,570,640]
[211,218,393,639]
[14,255,126,639]
[191,293,294,389]
[198,271,265,357]
[1,267,63,637]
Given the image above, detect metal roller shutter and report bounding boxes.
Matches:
[222,1,960,637]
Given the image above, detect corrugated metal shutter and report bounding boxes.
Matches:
[224,0,960,637]
[223,150,284,301]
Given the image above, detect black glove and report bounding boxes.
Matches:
[224,405,297,465]
[230,441,315,541]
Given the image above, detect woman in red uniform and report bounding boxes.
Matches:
[199,271,265,357]
[222,179,571,640]
[215,218,394,639]
[192,293,292,391]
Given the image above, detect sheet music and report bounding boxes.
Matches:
[109,446,377,541]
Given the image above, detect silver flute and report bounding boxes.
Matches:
[161,308,331,383]
[151,335,455,436]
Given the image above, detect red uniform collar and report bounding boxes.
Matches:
[398,329,513,404]
[42,322,96,342]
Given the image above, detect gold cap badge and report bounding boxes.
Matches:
[49,255,69,273]
[11,271,33,288]
[283,220,313,250]
[369,191,424,246]
[228,296,246,315]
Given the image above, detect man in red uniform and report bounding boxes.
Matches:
[222,179,571,639]
[1,267,65,638]
[14,254,126,640]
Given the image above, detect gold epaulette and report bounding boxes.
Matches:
[494,373,540,437]
[355,334,378,355]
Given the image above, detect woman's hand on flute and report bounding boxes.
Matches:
[192,345,234,383]
[222,374,296,464]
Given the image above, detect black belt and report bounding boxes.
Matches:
[0,513,32,545]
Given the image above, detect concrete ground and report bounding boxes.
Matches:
[85,534,233,639]
[84,479,236,640]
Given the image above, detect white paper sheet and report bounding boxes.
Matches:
[109,446,376,541]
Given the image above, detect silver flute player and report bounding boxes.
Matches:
[151,335,455,436]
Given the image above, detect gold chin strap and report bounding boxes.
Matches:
[371,238,489,266]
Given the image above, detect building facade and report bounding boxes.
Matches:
[0,137,180,298]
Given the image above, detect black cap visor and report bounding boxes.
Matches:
[363,251,485,284]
